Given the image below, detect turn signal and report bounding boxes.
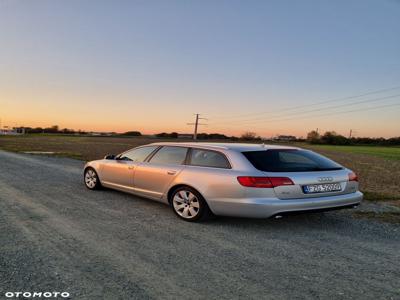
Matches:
[348,172,358,182]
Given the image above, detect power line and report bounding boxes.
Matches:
[208,85,400,120]
[262,102,400,124]
[187,114,208,140]
[210,93,400,126]
[208,102,400,128]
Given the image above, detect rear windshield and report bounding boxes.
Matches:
[242,149,343,172]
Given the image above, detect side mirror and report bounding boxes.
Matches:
[104,154,116,160]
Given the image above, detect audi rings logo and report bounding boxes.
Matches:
[318,176,333,182]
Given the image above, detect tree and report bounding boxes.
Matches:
[61,128,75,134]
[44,125,59,133]
[156,132,168,138]
[122,131,142,136]
[320,131,349,145]
[169,132,178,138]
[306,130,320,144]
[155,132,178,138]
[241,131,258,141]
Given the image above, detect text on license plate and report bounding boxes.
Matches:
[303,183,342,194]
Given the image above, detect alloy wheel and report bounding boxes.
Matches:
[85,169,98,189]
[172,190,200,219]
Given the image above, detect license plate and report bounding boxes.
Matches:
[303,183,342,194]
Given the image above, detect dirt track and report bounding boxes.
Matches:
[0,150,399,299]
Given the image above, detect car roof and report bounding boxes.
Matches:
[148,142,299,152]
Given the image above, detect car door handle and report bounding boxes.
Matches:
[128,166,135,170]
[167,170,176,175]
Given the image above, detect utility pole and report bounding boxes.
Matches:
[349,129,352,138]
[187,113,207,140]
[193,114,199,140]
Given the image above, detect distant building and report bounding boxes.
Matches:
[178,134,193,139]
[87,132,114,136]
[0,127,25,135]
[274,135,297,141]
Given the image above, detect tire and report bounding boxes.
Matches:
[170,186,212,222]
[84,167,102,190]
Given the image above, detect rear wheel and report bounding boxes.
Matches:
[170,186,212,222]
[84,168,102,190]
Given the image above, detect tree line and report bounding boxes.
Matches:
[155,132,233,139]
[306,130,400,146]
[19,125,86,134]
[12,125,400,145]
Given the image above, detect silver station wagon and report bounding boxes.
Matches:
[84,143,363,221]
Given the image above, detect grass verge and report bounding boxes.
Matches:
[362,191,400,202]
[352,211,400,224]
[304,144,400,161]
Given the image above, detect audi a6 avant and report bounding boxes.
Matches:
[84,143,363,221]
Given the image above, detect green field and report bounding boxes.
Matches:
[304,144,400,161]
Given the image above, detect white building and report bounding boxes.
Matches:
[0,127,25,135]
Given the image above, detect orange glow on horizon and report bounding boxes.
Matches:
[1,81,399,138]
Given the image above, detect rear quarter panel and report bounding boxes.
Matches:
[166,165,246,202]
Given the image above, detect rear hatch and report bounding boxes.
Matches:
[265,169,352,199]
[242,148,357,200]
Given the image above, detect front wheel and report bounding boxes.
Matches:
[170,187,212,222]
[84,168,102,190]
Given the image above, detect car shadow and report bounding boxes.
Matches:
[87,185,363,232]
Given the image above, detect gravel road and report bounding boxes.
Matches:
[0,150,399,299]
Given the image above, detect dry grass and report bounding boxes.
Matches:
[302,146,400,201]
[0,135,169,161]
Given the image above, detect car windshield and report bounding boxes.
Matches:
[242,149,343,172]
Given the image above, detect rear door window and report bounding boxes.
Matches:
[148,146,188,165]
[242,149,343,172]
[188,149,230,169]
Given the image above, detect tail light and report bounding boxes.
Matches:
[237,176,294,188]
[348,172,358,182]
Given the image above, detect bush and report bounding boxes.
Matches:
[121,131,142,136]
[155,132,178,138]
[240,132,261,141]
[197,133,229,140]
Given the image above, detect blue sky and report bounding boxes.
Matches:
[0,0,399,137]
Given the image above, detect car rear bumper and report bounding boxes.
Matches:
[207,191,363,218]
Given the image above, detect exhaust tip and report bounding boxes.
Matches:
[274,215,283,219]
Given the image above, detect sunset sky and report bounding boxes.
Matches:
[0,0,399,138]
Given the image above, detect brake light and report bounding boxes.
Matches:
[348,172,358,182]
[237,176,294,188]
[237,177,273,188]
[269,177,295,187]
